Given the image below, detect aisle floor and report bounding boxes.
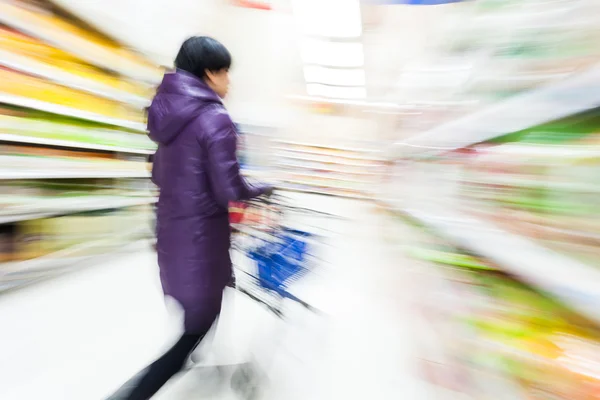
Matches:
[0,195,437,400]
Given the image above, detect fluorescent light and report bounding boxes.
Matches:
[291,0,362,38]
[304,66,365,86]
[300,38,364,67]
[306,83,366,99]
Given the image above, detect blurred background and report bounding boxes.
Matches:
[2,0,600,399]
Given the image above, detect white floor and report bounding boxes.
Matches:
[0,194,437,400]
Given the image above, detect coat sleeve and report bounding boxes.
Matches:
[204,111,271,207]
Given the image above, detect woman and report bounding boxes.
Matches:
[109,36,272,399]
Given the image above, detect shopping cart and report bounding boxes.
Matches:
[228,193,337,399]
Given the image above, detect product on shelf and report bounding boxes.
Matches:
[272,140,383,198]
[0,1,162,83]
[0,66,145,123]
[13,206,151,261]
[0,179,155,220]
[457,112,600,268]
[387,1,600,397]
[0,0,158,293]
[0,106,155,151]
[0,25,153,100]
[0,145,150,177]
[461,271,600,400]
[399,216,600,398]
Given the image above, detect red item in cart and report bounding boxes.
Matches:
[230,201,280,231]
[229,201,248,224]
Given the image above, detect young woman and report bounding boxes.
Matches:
[108,36,272,400]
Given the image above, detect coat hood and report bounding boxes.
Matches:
[147,70,222,145]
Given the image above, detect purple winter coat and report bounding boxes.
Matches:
[148,70,269,334]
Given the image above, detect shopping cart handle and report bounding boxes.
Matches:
[254,191,287,206]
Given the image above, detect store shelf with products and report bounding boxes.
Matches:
[273,139,380,154]
[379,92,600,400]
[273,140,383,199]
[278,167,371,184]
[0,93,147,132]
[0,132,154,155]
[0,1,162,84]
[0,151,151,180]
[272,140,384,162]
[0,169,150,180]
[385,210,600,398]
[243,168,370,199]
[382,120,600,394]
[0,107,155,153]
[279,179,370,200]
[0,49,150,108]
[394,63,600,158]
[0,225,152,293]
[386,199,600,326]
[277,152,377,168]
[275,160,380,176]
[390,0,600,159]
[0,195,157,224]
[382,111,600,344]
[0,0,161,293]
[381,3,600,397]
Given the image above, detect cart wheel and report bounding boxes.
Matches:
[231,363,260,400]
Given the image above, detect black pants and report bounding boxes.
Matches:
[108,333,205,400]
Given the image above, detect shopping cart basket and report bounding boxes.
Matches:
[228,193,338,398]
[230,194,329,314]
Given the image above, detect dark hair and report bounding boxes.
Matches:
[174,36,231,79]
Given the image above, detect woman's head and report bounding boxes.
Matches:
[175,36,232,98]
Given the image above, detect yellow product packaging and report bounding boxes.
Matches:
[0,68,144,122]
[16,218,50,260]
[0,26,153,98]
[45,215,87,252]
[0,2,162,82]
[49,213,118,252]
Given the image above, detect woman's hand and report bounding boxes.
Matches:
[264,186,275,198]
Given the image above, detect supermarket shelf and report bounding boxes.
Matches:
[275,161,379,176]
[464,174,600,193]
[0,4,161,84]
[0,93,146,132]
[281,171,369,184]
[395,63,600,157]
[0,231,151,292]
[278,152,376,167]
[281,177,365,192]
[274,146,383,161]
[273,139,381,155]
[0,49,150,108]
[0,132,155,155]
[386,200,600,325]
[0,169,151,180]
[279,182,369,199]
[0,195,157,224]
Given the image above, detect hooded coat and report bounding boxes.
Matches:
[147,70,269,334]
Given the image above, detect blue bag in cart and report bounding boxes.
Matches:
[248,229,312,297]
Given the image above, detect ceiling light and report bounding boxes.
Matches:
[301,39,364,67]
[291,0,362,38]
[303,66,366,86]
